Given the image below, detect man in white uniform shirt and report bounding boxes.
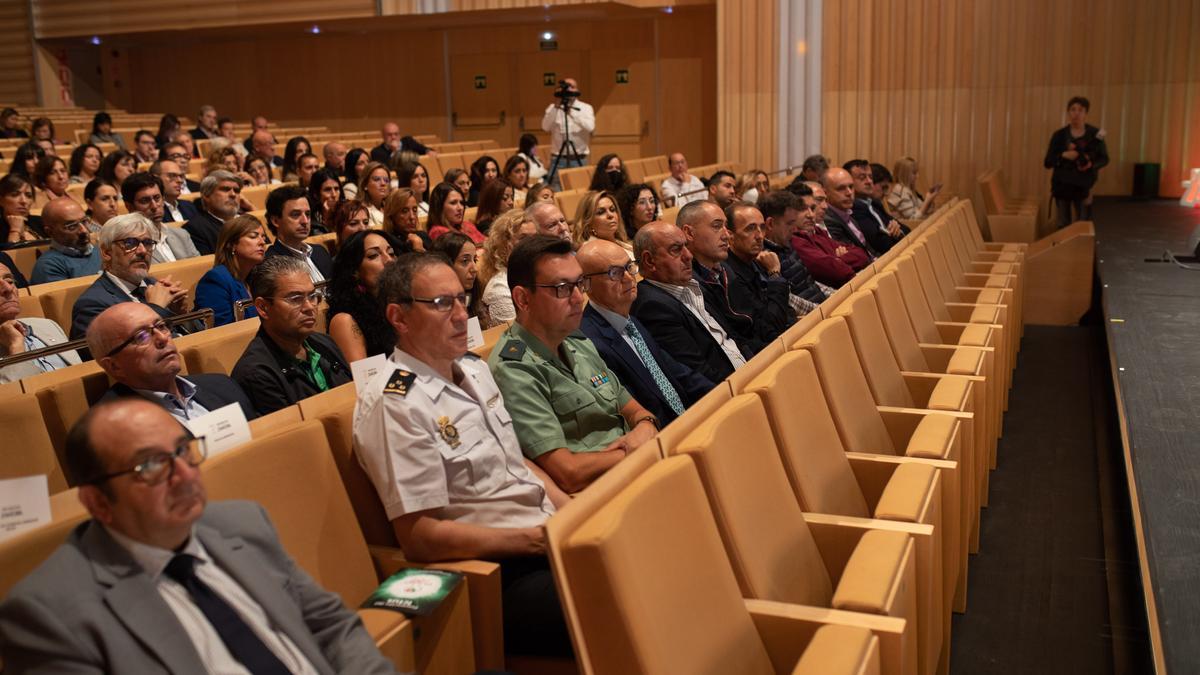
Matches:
[354,253,572,659]
[540,77,594,189]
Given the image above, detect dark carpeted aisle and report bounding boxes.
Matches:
[949,325,1141,675]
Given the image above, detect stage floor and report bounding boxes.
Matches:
[1094,197,1200,674]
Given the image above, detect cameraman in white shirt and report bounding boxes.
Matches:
[540,78,595,189]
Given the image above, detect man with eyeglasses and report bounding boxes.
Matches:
[630,222,746,384]
[185,170,244,257]
[488,235,659,493]
[87,302,257,421]
[353,252,571,658]
[158,141,201,193]
[121,172,201,263]
[150,159,201,224]
[0,261,81,382]
[0,397,397,673]
[232,256,350,416]
[70,215,197,339]
[577,238,714,427]
[722,201,795,344]
[29,196,102,284]
[264,185,333,282]
[133,129,158,164]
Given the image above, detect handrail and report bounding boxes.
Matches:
[0,308,214,369]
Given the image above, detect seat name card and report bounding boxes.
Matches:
[0,475,51,542]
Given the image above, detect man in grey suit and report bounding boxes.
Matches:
[0,397,400,674]
[121,172,201,263]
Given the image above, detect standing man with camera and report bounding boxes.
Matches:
[1043,96,1109,228]
[540,78,595,190]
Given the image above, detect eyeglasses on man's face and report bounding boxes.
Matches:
[273,290,324,308]
[116,237,158,253]
[401,293,467,312]
[584,261,638,282]
[88,436,207,486]
[106,319,171,356]
[532,277,590,298]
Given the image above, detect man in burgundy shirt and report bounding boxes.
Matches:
[790,182,870,288]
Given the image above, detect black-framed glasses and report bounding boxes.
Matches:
[61,217,90,232]
[273,290,324,307]
[88,436,207,486]
[584,261,638,282]
[532,277,590,298]
[106,319,171,356]
[117,237,158,253]
[402,293,467,312]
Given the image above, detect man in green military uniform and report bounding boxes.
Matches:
[488,235,659,492]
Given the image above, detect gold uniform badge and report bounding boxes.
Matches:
[437,416,461,448]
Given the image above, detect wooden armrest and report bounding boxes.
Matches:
[746,600,910,675]
[803,512,931,585]
[357,609,416,672]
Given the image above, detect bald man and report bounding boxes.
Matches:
[578,238,713,425]
[370,122,402,165]
[30,197,101,284]
[821,167,876,258]
[251,130,282,167]
[323,141,348,173]
[87,302,257,422]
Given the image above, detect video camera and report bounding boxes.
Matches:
[553,80,580,100]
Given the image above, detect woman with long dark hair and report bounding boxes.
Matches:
[616,182,661,239]
[466,155,500,207]
[503,154,530,206]
[327,229,402,361]
[430,231,485,320]
[306,168,343,235]
[9,142,45,179]
[154,114,181,148]
[518,133,547,185]
[588,153,629,192]
[1,174,41,242]
[97,150,136,190]
[68,144,103,185]
[280,136,312,183]
[426,182,484,244]
[90,112,127,149]
[394,160,430,215]
[342,148,370,199]
[474,178,514,235]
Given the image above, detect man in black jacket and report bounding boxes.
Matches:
[722,201,795,345]
[844,158,905,253]
[232,256,351,416]
[263,185,334,281]
[1043,95,1109,228]
[757,189,827,314]
[87,302,258,422]
[630,221,747,384]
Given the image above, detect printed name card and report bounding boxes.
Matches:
[351,353,390,395]
[0,475,51,542]
[466,316,484,350]
[185,403,251,458]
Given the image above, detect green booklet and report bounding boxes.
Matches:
[361,568,464,616]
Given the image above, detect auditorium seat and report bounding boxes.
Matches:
[246,404,302,436]
[471,321,510,359]
[919,226,1022,339]
[0,393,68,493]
[558,166,593,191]
[549,454,908,675]
[671,393,938,675]
[23,360,116,465]
[200,420,427,673]
[177,317,259,375]
[742,351,956,632]
[0,493,90,605]
[30,274,97,330]
[554,190,586,225]
[296,383,507,671]
[6,244,44,280]
[18,291,44,319]
[794,318,969,612]
[653,379,733,453]
[973,170,1039,242]
[241,184,270,211]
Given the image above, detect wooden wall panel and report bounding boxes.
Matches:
[823,0,1200,199]
[0,1,37,105]
[716,0,777,171]
[33,0,375,39]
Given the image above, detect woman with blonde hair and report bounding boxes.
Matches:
[383,187,430,252]
[571,190,634,260]
[886,156,941,220]
[479,208,538,327]
[357,161,392,229]
[735,169,770,203]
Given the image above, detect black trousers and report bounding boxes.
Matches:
[496,555,574,659]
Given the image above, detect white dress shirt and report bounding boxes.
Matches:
[645,279,747,368]
[541,100,595,158]
[660,174,707,206]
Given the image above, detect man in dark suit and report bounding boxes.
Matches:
[264,185,333,281]
[0,397,395,673]
[844,159,905,253]
[370,122,402,165]
[578,239,714,425]
[722,201,795,345]
[821,166,879,259]
[151,159,201,224]
[630,222,747,385]
[87,302,259,422]
[251,129,284,167]
[184,170,243,257]
[159,141,202,193]
[70,215,196,339]
[189,104,219,142]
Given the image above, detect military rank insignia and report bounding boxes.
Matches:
[385,369,415,396]
[499,340,527,361]
[437,416,461,448]
[589,371,611,388]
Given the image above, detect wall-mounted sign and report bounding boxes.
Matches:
[615,69,629,84]
[540,39,558,51]
[474,75,487,90]
[543,72,557,86]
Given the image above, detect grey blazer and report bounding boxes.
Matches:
[0,500,398,675]
[153,225,202,264]
[0,317,82,384]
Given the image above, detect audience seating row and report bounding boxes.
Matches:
[0,189,1028,673]
[974,170,1043,242]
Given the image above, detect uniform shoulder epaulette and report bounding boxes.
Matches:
[498,340,527,361]
[384,369,416,396]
